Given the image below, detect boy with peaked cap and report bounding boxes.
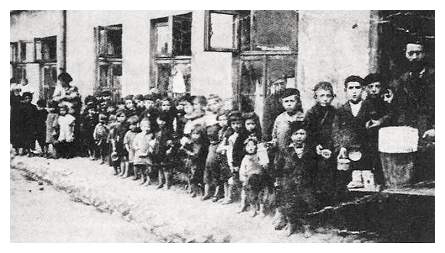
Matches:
[333,75,374,197]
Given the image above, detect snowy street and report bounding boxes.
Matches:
[10,156,367,242]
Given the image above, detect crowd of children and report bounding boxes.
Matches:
[11,72,402,237]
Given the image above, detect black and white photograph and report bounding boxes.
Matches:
[8,5,437,244]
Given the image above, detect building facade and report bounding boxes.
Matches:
[10,10,434,137]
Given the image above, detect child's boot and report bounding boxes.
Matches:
[202,184,211,200]
[212,185,222,202]
[237,189,248,213]
[157,168,164,189]
[222,184,234,204]
[165,171,172,189]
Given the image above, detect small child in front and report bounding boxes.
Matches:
[133,118,156,186]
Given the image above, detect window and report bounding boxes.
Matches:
[204,10,250,52]
[35,36,57,62]
[12,64,26,82]
[150,13,192,96]
[10,42,18,63]
[95,24,123,100]
[97,24,122,58]
[205,10,298,52]
[41,65,57,101]
[152,13,192,57]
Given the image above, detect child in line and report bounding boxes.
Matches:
[239,137,266,217]
[55,105,76,159]
[333,76,374,197]
[45,101,59,158]
[80,106,98,160]
[214,111,233,202]
[275,121,317,237]
[93,114,109,164]
[36,99,48,156]
[202,94,223,200]
[363,73,393,188]
[124,116,140,180]
[154,111,175,189]
[180,125,208,198]
[223,111,243,204]
[304,82,337,208]
[110,109,129,176]
[133,118,156,186]
[269,88,304,230]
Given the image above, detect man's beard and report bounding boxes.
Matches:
[408,60,425,73]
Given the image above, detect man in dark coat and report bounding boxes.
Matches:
[389,40,435,181]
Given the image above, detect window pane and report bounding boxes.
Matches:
[107,28,122,57]
[252,10,297,51]
[240,59,263,113]
[10,43,17,62]
[99,65,110,88]
[156,63,171,95]
[25,42,34,62]
[210,13,234,49]
[173,13,192,56]
[155,24,170,56]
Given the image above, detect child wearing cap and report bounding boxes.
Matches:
[274,121,317,237]
[364,73,393,188]
[110,109,129,176]
[93,114,109,164]
[124,115,140,180]
[304,82,337,208]
[333,75,374,197]
[269,88,304,229]
[153,111,176,189]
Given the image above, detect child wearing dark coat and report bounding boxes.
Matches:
[80,106,98,160]
[153,111,176,189]
[333,76,374,198]
[110,109,129,176]
[363,73,393,188]
[180,125,208,198]
[275,121,317,237]
[36,99,48,156]
[304,82,337,208]
[213,111,233,202]
[17,92,38,156]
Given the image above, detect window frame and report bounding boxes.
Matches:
[34,36,57,63]
[150,13,193,94]
[204,10,244,52]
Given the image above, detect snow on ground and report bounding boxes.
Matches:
[10,169,157,242]
[11,156,363,242]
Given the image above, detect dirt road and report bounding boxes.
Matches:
[10,169,158,242]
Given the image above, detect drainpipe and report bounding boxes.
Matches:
[57,10,67,73]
